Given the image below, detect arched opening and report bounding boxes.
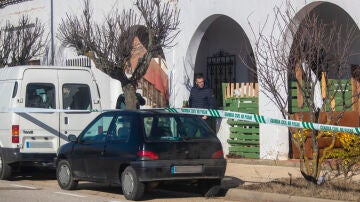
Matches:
[289,2,360,112]
[288,2,360,158]
[187,15,256,108]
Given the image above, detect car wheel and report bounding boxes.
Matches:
[121,166,145,201]
[199,179,221,197]
[56,159,78,190]
[0,150,12,180]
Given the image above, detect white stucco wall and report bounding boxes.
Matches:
[1,0,360,160]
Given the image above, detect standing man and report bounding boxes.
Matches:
[116,92,146,109]
[189,73,216,128]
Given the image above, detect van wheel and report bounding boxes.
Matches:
[0,151,12,180]
[56,159,78,190]
[121,166,145,201]
[199,179,221,197]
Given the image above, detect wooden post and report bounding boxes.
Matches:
[230,83,234,97]
[249,83,253,97]
[236,83,240,97]
[255,83,259,97]
[226,83,230,98]
[246,82,251,97]
[321,72,327,99]
[351,77,358,112]
[351,65,360,114]
[295,62,303,108]
[241,83,245,97]
[321,72,327,111]
[331,99,336,112]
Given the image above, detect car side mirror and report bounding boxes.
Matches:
[68,134,77,142]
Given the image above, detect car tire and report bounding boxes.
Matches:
[199,179,221,197]
[121,166,145,201]
[56,159,78,190]
[0,150,12,180]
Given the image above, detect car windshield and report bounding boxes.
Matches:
[143,114,215,141]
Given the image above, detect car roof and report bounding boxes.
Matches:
[102,109,188,116]
[0,65,92,80]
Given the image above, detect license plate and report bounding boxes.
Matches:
[171,165,203,174]
[26,141,53,148]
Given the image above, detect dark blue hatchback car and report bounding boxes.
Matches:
[56,110,226,201]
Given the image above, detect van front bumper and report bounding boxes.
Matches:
[0,147,56,165]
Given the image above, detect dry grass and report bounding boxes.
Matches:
[239,178,360,201]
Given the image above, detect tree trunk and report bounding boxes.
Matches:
[122,83,137,110]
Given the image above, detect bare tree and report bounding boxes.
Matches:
[0,15,47,67]
[0,22,12,66]
[58,0,179,109]
[247,2,360,184]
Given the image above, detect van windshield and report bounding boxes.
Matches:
[143,115,215,141]
[25,83,55,109]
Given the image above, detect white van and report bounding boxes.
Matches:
[0,66,102,179]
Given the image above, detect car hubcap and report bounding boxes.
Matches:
[58,164,70,185]
[123,172,134,195]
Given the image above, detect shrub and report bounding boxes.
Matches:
[324,133,360,180]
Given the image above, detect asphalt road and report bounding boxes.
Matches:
[0,167,237,202]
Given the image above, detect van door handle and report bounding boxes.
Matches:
[64,117,68,124]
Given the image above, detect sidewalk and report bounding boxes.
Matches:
[222,159,349,202]
[224,159,302,185]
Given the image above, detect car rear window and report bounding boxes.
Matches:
[143,115,215,141]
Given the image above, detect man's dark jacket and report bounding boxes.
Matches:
[188,84,216,109]
[116,93,145,109]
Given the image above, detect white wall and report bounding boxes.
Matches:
[2,0,360,160]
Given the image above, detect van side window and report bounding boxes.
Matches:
[63,84,92,110]
[26,83,55,108]
[12,81,18,98]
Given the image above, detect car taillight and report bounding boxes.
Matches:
[138,150,159,160]
[212,150,223,159]
[12,125,19,143]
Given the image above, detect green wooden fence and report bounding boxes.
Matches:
[223,83,260,158]
[289,79,353,113]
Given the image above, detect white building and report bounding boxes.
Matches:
[1,0,360,160]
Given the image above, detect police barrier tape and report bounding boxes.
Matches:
[165,107,360,135]
[2,107,360,135]
[0,107,100,113]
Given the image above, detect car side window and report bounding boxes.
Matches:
[80,114,113,143]
[108,115,133,142]
[25,83,55,109]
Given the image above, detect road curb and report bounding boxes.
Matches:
[225,188,346,202]
[227,158,301,167]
